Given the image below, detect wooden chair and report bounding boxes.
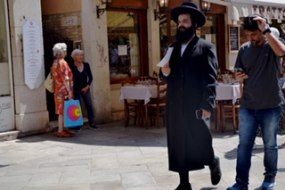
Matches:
[152,71,158,79]
[137,75,158,85]
[146,81,167,128]
[121,77,140,127]
[216,100,240,133]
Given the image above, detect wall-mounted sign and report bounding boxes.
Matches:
[118,45,128,56]
[23,20,44,90]
[61,16,78,27]
[228,25,240,52]
[0,96,14,132]
[252,5,285,22]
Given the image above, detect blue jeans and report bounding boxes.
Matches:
[235,106,281,185]
[75,89,95,126]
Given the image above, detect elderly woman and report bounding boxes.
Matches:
[51,43,74,137]
[71,49,97,129]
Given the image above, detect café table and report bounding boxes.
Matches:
[120,84,157,128]
[216,82,241,104]
[215,82,241,132]
[120,84,157,104]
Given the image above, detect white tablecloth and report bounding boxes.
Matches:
[120,85,157,104]
[216,83,241,104]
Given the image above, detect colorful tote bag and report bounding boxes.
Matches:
[64,99,84,128]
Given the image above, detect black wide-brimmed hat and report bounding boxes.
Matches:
[171,2,206,27]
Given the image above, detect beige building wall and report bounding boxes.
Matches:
[148,0,161,76]
[81,0,113,122]
[41,0,81,15]
[4,0,165,134]
[41,0,164,122]
[8,0,49,133]
[41,0,113,123]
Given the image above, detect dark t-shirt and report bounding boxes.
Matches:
[72,62,93,92]
[235,41,282,109]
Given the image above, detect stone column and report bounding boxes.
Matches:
[148,0,161,75]
[8,0,49,133]
[81,0,112,123]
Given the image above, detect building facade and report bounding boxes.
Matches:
[1,0,285,135]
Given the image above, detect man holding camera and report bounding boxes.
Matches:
[227,15,285,190]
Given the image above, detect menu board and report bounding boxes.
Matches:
[229,25,240,51]
[23,20,44,90]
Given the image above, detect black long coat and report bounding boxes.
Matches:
[161,36,218,172]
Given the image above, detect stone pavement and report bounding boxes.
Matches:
[0,121,285,190]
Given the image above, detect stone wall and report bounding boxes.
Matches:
[42,12,82,48]
[8,0,49,133]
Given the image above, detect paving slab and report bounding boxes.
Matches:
[0,121,284,190]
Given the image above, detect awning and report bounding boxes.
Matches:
[231,0,285,22]
[253,0,285,6]
[231,0,285,6]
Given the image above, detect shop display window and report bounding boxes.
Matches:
[107,11,141,84]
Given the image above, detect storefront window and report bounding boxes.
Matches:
[0,0,11,96]
[160,17,218,43]
[161,14,228,72]
[107,11,141,84]
[162,16,218,52]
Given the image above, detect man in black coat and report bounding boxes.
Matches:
[160,2,221,190]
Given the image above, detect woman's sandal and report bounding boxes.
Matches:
[63,129,75,136]
[56,130,73,138]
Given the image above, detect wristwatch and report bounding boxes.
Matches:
[262,28,271,35]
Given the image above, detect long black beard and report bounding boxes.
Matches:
[176,26,196,43]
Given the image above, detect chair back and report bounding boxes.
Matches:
[156,81,167,102]
[137,76,158,85]
[121,77,140,127]
[152,71,158,78]
[147,80,167,128]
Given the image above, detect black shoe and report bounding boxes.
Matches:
[68,126,83,131]
[175,183,192,190]
[90,124,98,128]
[209,157,222,185]
[258,181,275,190]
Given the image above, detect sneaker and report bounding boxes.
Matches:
[259,181,275,190]
[227,183,248,190]
[209,157,222,185]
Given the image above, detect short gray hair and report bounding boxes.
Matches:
[71,49,84,59]
[52,43,67,57]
